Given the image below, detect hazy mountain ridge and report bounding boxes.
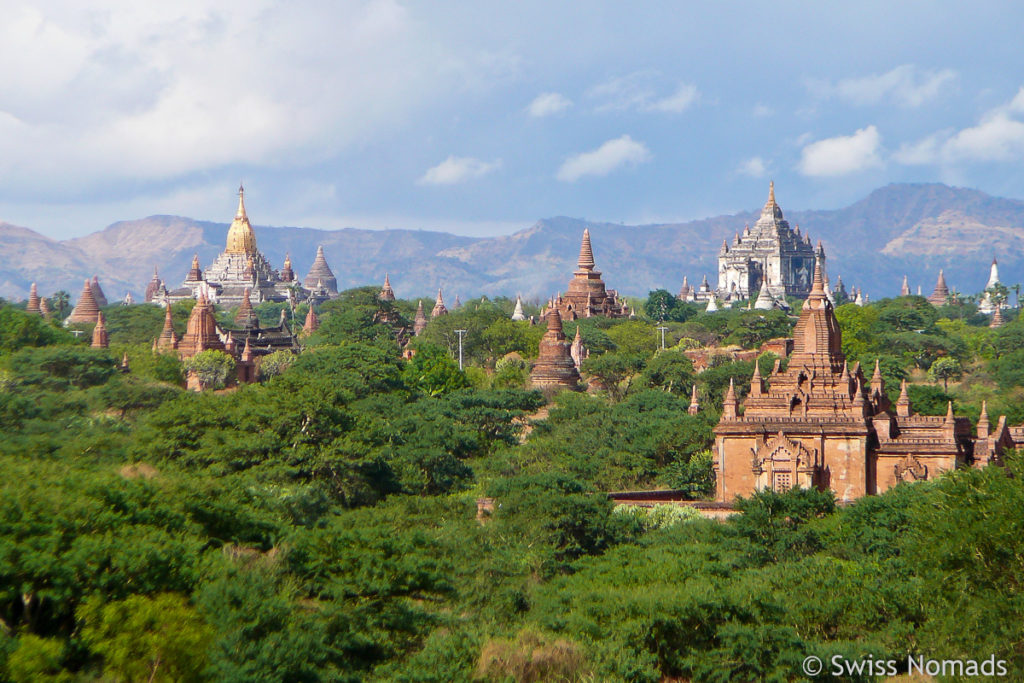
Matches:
[3,183,1024,303]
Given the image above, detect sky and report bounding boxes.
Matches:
[3,1,1024,240]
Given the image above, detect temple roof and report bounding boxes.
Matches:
[305,245,337,293]
[379,273,396,301]
[225,185,258,255]
[431,288,448,317]
[234,288,260,328]
[790,258,844,370]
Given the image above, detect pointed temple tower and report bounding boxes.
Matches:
[155,305,179,351]
[234,288,259,328]
[145,268,163,302]
[717,182,820,299]
[431,289,448,318]
[712,257,981,504]
[511,295,526,321]
[305,246,338,296]
[978,258,1002,314]
[26,283,41,314]
[413,300,428,335]
[927,270,950,306]
[67,279,101,324]
[280,254,295,283]
[90,312,109,349]
[555,229,627,320]
[529,308,581,389]
[900,275,910,297]
[379,273,396,302]
[570,325,588,369]
[176,294,226,358]
[39,298,52,319]
[302,306,320,335]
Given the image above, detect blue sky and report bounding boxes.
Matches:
[3,1,1024,239]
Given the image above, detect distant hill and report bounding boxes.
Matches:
[3,183,1023,304]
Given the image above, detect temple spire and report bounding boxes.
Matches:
[511,295,526,321]
[431,288,448,317]
[577,229,596,270]
[236,183,247,220]
[750,361,763,397]
[900,275,910,297]
[379,272,395,301]
[26,283,41,314]
[688,384,700,415]
[91,312,109,349]
[896,379,911,417]
[722,378,738,419]
[413,300,428,335]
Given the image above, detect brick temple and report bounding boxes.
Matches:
[712,257,1011,504]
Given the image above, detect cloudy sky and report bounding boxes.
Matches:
[3,1,1024,239]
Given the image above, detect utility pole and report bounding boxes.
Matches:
[656,326,668,350]
[455,329,467,370]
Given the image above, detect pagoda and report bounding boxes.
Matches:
[554,229,627,320]
[26,283,41,314]
[927,270,950,306]
[978,258,1003,314]
[511,295,526,321]
[90,312,109,349]
[379,273,396,301]
[431,289,448,318]
[305,246,338,296]
[717,182,821,299]
[713,257,988,504]
[176,294,226,358]
[529,308,580,389]
[413,301,428,335]
[67,279,102,324]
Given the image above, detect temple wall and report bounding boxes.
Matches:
[822,437,869,502]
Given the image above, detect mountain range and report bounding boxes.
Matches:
[2,183,1023,305]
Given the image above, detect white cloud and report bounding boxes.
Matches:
[809,65,956,108]
[647,84,699,113]
[527,92,572,117]
[798,126,883,177]
[895,87,1024,166]
[557,135,651,182]
[737,157,768,177]
[417,156,502,185]
[752,103,774,117]
[0,0,512,193]
[587,72,699,113]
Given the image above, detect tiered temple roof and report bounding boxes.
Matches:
[67,279,102,324]
[303,306,319,334]
[145,268,163,302]
[553,229,627,320]
[155,305,178,351]
[234,288,259,328]
[529,308,580,389]
[511,295,526,321]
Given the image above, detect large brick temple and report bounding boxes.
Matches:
[712,257,1012,504]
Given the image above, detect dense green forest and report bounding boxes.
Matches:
[0,287,1022,681]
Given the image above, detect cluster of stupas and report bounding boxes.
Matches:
[146,185,339,309]
[539,228,631,321]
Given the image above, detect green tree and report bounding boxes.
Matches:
[0,306,76,352]
[644,289,695,323]
[183,350,236,389]
[928,356,962,390]
[258,350,296,379]
[79,593,212,683]
[581,352,645,401]
[641,350,695,395]
[402,343,469,396]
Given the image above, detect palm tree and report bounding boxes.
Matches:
[52,290,70,319]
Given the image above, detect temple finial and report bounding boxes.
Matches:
[236,183,247,219]
[578,229,595,270]
[768,180,775,203]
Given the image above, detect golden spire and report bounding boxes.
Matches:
[236,183,247,220]
[225,184,258,255]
